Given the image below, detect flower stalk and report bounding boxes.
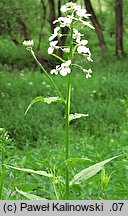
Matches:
[65,23,73,199]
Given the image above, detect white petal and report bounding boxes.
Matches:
[77,46,89,54]
[49,34,57,41]
[86,73,92,78]
[65,60,71,67]
[67,68,71,74]
[50,40,58,47]
[54,27,60,33]
[48,47,54,54]
[50,69,56,74]
[53,20,58,24]
[76,9,87,17]
[61,5,68,12]
[60,68,68,76]
[80,40,88,45]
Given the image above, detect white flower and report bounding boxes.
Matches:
[83,68,92,78]
[23,40,34,50]
[50,60,71,76]
[61,2,77,12]
[77,40,88,46]
[77,40,89,54]
[76,9,91,19]
[61,5,69,13]
[62,48,70,53]
[77,46,89,54]
[53,17,72,28]
[50,65,60,75]
[73,4,81,12]
[49,27,60,41]
[48,41,58,54]
[76,8,86,17]
[73,29,84,42]
[77,39,90,55]
[60,60,71,76]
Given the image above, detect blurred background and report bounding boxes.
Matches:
[0,0,128,199]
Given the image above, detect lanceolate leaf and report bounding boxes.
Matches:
[69,113,89,122]
[69,155,120,186]
[16,188,46,200]
[7,165,52,178]
[25,96,63,115]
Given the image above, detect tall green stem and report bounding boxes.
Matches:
[65,74,71,199]
[65,23,73,199]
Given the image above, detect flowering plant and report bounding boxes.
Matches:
[9,2,119,200]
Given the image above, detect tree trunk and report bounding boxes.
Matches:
[115,0,123,58]
[48,0,56,33]
[84,0,106,48]
[37,0,46,51]
[16,17,30,40]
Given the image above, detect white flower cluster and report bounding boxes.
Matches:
[50,60,71,76]
[57,2,94,29]
[83,68,92,79]
[23,40,34,50]
[47,2,94,77]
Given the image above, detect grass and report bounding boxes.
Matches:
[0,57,128,199]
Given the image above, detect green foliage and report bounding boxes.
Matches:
[0,57,128,199]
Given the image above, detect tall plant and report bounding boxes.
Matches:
[9,2,119,200]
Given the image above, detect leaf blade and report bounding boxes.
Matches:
[16,188,46,200]
[7,165,52,178]
[69,113,89,122]
[25,96,64,115]
[69,155,120,186]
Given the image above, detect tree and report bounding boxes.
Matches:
[84,0,106,48]
[37,0,47,51]
[48,0,56,33]
[115,0,123,58]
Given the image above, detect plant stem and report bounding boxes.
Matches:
[0,146,5,199]
[65,23,73,200]
[65,74,71,200]
[30,50,65,102]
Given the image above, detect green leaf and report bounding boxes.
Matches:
[101,169,115,190]
[7,165,52,178]
[69,155,120,186]
[25,96,63,115]
[69,113,88,122]
[66,157,92,167]
[16,188,46,200]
